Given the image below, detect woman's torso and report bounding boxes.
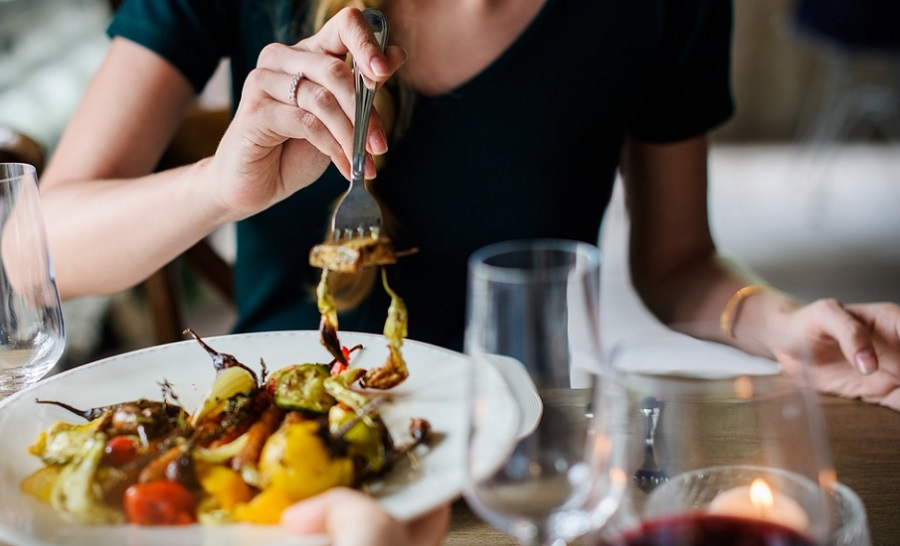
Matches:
[108,0,734,350]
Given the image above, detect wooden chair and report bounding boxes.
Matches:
[0,125,45,174]
[145,106,234,344]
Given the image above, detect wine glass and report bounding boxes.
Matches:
[593,334,866,546]
[463,239,625,546]
[0,163,65,398]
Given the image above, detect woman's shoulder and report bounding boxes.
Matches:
[108,0,303,94]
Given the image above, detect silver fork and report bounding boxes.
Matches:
[633,396,669,493]
[329,8,388,240]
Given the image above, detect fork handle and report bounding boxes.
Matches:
[351,9,389,180]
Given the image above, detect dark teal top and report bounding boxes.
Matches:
[109,0,734,351]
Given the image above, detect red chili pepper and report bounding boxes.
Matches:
[330,346,352,376]
[123,481,197,526]
[102,435,139,467]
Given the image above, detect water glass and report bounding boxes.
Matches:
[463,239,624,546]
[0,163,65,398]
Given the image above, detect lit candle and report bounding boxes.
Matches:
[708,478,810,534]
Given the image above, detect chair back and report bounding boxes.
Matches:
[0,126,45,174]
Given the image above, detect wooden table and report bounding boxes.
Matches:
[444,394,900,546]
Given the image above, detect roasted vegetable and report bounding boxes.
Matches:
[316,269,348,369]
[308,236,397,273]
[50,433,125,524]
[270,364,334,413]
[257,415,354,505]
[329,404,388,475]
[191,366,258,426]
[22,331,431,527]
[362,269,409,389]
[123,480,197,525]
[35,398,188,442]
[29,418,105,465]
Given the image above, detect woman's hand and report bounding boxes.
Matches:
[280,488,450,546]
[775,300,900,411]
[209,7,406,219]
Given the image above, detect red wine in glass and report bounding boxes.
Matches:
[600,514,817,546]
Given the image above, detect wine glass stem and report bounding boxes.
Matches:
[512,524,570,546]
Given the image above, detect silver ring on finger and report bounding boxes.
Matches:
[287,72,302,104]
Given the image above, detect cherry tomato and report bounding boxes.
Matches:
[102,435,139,467]
[123,480,197,525]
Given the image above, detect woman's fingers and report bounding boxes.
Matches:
[806,298,879,375]
[306,8,393,82]
[239,68,374,180]
[252,37,407,177]
[227,6,407,191]
[258,45,356,113]
[281,488,412,546]
[405,504,451,546]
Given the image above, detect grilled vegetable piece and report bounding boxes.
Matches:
[36,398,188,440]
[123,480,197,525]
[191,366,258,426]
[315,269,348,369]
[29,418,106,465]
[257,415,354,506]
[362,270,409,389]
[102,435,140,467]
[195,463,254,516]
[270,364,335,413]
[185,328,259,383]
[328,404,388,476]
[50,433,125,524]
[230,403,285,486]
[309,236,397,273]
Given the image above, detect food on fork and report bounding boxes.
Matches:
[312,237,412,390]
[309,235,398,273]
[20,331,432,526]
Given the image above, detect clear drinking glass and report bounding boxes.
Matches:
[592,335,857,546]
[0,163,65,398]
[463,239,625,546]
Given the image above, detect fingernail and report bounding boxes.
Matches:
[368,129,388,155]
[365,154,377,178]
[855,349,877,375]
[370,56,390,78]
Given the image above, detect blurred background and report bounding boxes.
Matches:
[1,0,898,369]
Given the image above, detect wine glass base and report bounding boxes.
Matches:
[0,362,56,398]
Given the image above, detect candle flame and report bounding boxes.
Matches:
[749,479,774,512]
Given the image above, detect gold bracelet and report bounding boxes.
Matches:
[720,284,769,338]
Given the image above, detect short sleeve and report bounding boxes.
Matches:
[629,0,735,142]
[107,0,235,94]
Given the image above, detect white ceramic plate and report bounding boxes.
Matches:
[0,331,505,546]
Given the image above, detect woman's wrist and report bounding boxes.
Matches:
[721,284,802,359]
[720,284,771,338]
[188,156,251,226]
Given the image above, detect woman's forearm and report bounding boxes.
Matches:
[41,158,231,300]
[642,252,803,360]
[623,135,803,361]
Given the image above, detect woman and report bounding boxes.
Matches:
[41,1,900,421]
[36,0,900,540]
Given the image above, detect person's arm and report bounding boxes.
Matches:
[624,135,900,409]
[40,38,220,299]
[40,8,405,300]
[623,135,788,352]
